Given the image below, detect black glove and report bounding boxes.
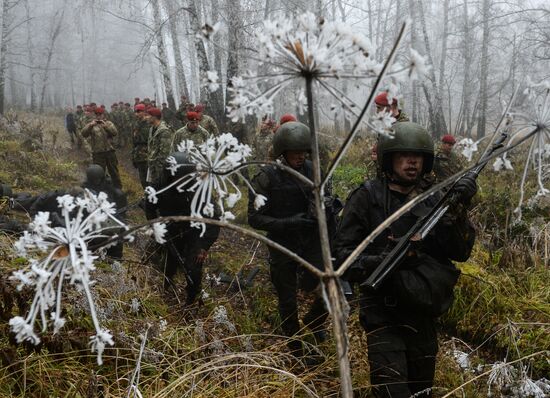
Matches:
[453,173,478,204]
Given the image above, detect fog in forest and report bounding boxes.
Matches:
[2,0,549,137]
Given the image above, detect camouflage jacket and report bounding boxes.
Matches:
[172,125,209,149]
[254,128,274,162]
[395,111,410,123]
[132,119,151,163]
[81,120,118,153]
[199,114,219,136]
[433,150,465,182]
[147,121,174,186]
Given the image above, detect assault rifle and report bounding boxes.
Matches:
[361,125,511,291]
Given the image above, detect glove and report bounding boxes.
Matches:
[453,173,478,204]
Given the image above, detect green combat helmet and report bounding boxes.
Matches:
[85,164,106,187]
[272,122,311,159]
[377,122,434,174]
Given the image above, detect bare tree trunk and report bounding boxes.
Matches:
[151,0,176,110]
[208,0,225,121]
[459,0,473,137]
[188,0,211,103]
[408,0,419,122]
[24,0,37,110]
[162,0,189,103]
[148,54,161,101]
[39,9,65,113]
[224,0,242,126]
[438,0,449,103]
[477,0,491,138]
[417,0,447,137]
[0,0,11,114]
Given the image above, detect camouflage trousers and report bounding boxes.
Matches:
[92,150,122,189]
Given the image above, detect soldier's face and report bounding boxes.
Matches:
[187,120,199,131]
[441,142,454,154]
[285,151,307,169]
[391,152,424,183]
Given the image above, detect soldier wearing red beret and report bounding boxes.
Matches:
[374,91,409,123]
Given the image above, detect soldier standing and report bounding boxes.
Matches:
[151,152,220,303]
[433,134,464,183]
[248,122,328,364]
[132,104,150,188]
[161,102,180,130]
[172,111,209,148]
[195,103,219,136]
[65,107,77,145]
[146,107,174,190]
[334,122,477,397]
[81,107,122,189]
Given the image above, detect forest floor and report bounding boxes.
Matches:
[0,112,548,397]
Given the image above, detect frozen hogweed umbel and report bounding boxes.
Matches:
[147,133,266,235]
[9,190,130,365]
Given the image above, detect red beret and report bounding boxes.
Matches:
[374,92,397,107]
[441,134,456,144]
[134,104,146,112]
[94,107,104,115]
[280,113,297,124]
[147,107,162,118]
[187,111,201,121]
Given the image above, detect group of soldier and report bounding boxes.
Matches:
[5,89,472,397]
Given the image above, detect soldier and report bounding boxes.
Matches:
[146,107,174,190]
[172,111,209,148]
[74,105,89,150]
[132,104,150,188]
[254,116,276,162]
[161,102,180,130]
[334,122,477,397]
[375,91,409,122]
[195,103,219,136]
[433,134,464,183]
[248,122,328,364]
[134,97,140,107]
[150,152,220,303]
[81,107,122,189]
[65,107,77,145]
[82,164,128,259]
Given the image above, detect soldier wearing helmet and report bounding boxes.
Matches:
[248,121,328,365]
[148,152,220,304]
[81,107,122,188]
[433,134,465,183]
[334,122,477,397]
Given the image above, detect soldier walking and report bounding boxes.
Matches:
[248,122,328,365]
[132,104,150,188]
[81,107,122,188]
[334,122,477,397]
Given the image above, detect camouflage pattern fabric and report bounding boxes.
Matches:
[81,120,118,153]
[395,111,410,123]
[132,119,150,164]
[172,125,209,149]
[433,149,465,183]
[199,114,219,136]
[147,121,174,186]
[254,127,274,162]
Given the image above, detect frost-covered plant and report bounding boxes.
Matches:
[457,138,480,162]
[506,80,550,219]
[202,12,426,137]
[145,133,266,235]
[9,190,134,365]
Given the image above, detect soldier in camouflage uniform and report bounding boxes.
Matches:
[172,111,209,149]
[81,107,122,188]
[146,107,174,190]
[132,104,151,188]
[433,134,465,183]
[161,102,181,130]
[254,116,276,162]
[375,91,409,123]
[74,105,91,152]
[195,103,219,136]
[176,97,193,126]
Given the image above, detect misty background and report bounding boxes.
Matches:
[1,0,549,138]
